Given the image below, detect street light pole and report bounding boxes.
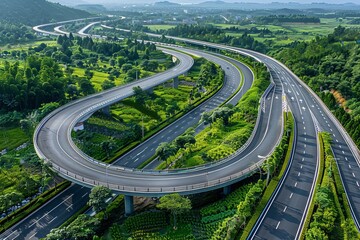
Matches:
[106,164,110,187]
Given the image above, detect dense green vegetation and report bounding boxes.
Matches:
[103,22,267,53]
[96,112,294,240]
[74,58,223,161]
[0,21,36,46]
[156,62,269,169]
[256,15,320,24]
[0,35,169,112]
[0,0,91,25]
[275,26,360,149]
[304,133,359,240]
[0,35,172,231]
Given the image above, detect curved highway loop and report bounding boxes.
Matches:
[127,27,360,237]
[33,22,285,196]
[104,26,321,239]
[72,23,285,173]
[3,23,260,240]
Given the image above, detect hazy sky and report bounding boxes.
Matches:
[81,0,358,4]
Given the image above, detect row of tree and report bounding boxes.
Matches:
[0,21,35,45]
[275,26,360,148]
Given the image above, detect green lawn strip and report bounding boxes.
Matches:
[104,78,223,166]
[0,181,71,233]
[0,127,28,151]
[239,112,294,240]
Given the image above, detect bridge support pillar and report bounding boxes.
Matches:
[102,106,111,116]
[173,76,179,89]
[124,195,134,216]
[223,186,231,195]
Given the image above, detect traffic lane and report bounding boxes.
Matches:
[143,82,275,171]
[48,79,280,189]
[276,61,360,227]
[0,185,89,240]
[37,50,193,171]
[251,62,318,239]
[112,49,244,167]
[60,86,280,189]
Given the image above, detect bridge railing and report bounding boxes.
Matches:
[49,157,265,194]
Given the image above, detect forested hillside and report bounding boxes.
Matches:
[275,26,360,147]
[0,0,92,26]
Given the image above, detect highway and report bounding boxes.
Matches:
[20,20,360,239]
[103,24,360,237]
[0,184,89,240]
[3,22,266,239]
[32,22,284,197]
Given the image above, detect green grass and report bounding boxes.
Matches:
[0,127,28,150]
[72,68,110,91]
[144,25,176,31]
[1,40,57,50]
[218,18,360,47]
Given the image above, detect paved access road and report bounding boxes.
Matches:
[0,184,89,240]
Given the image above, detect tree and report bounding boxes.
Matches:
[156,142,177,165]
[46,214,100,240]
[100,138,116,158]
[306,226,328,240]
[20,111,39,138]
[133,86,148,105]
[166,102,180,116]
[121,63,133,73]
[88,186,112,214]
[175,134,196,149]
[78,78,95,95]
[157,193,191,229]
[101,79,116,91]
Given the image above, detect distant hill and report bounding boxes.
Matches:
[154,1,181,7]
[75,4,107,13]
[0,0,92,26]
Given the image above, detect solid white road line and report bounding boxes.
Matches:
[29,232,37,239]
[48,216,58,224]
[3,232,20,240]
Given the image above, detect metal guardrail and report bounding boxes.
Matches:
[49,156,266,194]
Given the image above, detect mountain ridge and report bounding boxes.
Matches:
[0,0,92,26]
